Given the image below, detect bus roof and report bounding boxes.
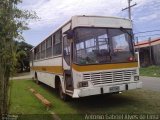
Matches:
[31,15,131,51]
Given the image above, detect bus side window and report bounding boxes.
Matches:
[41,41,46,59]
[30,51,34,66]
[64,36,70,65]
[46,36,52,58]
[34,48,37,60]
[53,30,62,56]
[34,45,40,60]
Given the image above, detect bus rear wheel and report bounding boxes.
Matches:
[35,72,39,84]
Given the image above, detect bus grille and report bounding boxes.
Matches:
[83,70,137,85]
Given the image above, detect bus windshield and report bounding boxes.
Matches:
[73,27,134,65]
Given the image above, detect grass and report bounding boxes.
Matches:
[9,80,160,120]
[140,66,160,77]
[9,80,81,120]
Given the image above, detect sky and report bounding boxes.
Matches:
[19,0,160,46]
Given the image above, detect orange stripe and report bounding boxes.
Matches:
[31,66,63,74]
[72,62,138,72]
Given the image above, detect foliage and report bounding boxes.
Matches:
[140,65,160,77]
[0,0,37,115]
[15,41,33,73]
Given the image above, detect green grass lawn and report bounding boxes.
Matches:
[140,66,160,77]
[9,80,160,120]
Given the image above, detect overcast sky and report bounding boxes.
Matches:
[19,0,160,46]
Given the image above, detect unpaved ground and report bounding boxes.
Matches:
[140,76,160,92]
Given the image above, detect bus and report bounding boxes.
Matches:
[30,15,142,100]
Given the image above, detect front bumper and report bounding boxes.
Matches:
[72,81,142,98]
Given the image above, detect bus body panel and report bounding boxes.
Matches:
[72,66,141,98]
[62,22,71,33]
[33,56,62,67]
[73,82,142,98]
[31,56,63,89]
[71,16,132,29]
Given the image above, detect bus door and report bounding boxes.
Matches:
[63,35,73,91]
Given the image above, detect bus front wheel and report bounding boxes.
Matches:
[59,82,69,101]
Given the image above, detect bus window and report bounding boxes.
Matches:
[30,51,33,66]
[53,30,62,56]
[34,48,37,60]
[35,45,40,60]
[109,29,133,63]
[63,36,70,65]
[46,36,52,58]
[41,41,46,59]
[74,28,110,64]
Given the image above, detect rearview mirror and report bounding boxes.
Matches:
[66,30,73,39]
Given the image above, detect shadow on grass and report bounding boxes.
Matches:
[71,94,134,107]
[37,80,136,113]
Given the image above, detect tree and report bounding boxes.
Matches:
[15,41,33,72]
[0,0,37,116]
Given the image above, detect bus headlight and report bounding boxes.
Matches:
[134,76,139,81]
[78,81,88,88]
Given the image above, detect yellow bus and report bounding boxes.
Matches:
[30,15,142,100]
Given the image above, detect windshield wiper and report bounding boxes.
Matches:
[119,27,133,38]
[119,27,134,56]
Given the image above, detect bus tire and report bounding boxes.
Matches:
[35,72,39,84]
[59,82,69,101]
